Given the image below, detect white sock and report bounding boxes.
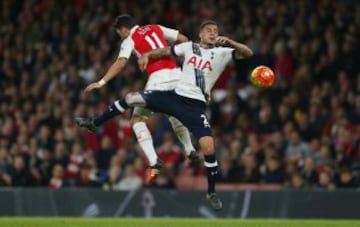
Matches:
[132,122,158,166]
[168,116,195,156]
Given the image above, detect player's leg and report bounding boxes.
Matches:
[131,108,162,184]
[76,90,181,131]
[76,91,221,209]
[165,97,222,210]
[131,108,157,166]
[198,135,222,210]
[145,69,197,160]
[167,116,199,164]
[135,92,219,200]
[75,92,145,131]
[76,91,171,184]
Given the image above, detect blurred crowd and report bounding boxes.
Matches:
[1,0,360,191]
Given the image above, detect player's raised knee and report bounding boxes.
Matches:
[199,136,215,155]
[131,115,146,125]
[125,92,146,106]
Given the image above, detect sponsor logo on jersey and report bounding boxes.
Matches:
[187,56,212,71]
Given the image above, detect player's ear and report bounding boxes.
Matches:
[124,27,131,36]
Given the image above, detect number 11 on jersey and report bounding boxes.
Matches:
[145,32,164,49]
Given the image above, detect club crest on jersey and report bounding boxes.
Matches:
[187,56,212,71]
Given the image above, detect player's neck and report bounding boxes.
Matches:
[199,42,215,49]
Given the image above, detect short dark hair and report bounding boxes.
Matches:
[339,167,352,174]
[113,14,136,29]
[199,20,218,30]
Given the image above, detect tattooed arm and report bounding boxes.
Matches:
[147,47,172,59]
[138,47,171,71]
[216,36,253,59]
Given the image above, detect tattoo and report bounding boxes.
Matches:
[228,40,253,58]
[148,47,171,60]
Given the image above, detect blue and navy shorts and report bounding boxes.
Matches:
[140,90,212,139]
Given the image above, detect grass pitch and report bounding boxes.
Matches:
[0,218,359,227]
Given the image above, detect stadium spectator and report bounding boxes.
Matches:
[117,165,142,191]
[238,153,261,183]
[102,164,122,191]
[337,167,358,189]
[217,154,239,183]
[316,170,336,191]
[262,156,285,184]
[285,131,311,161]
[286,173,309,190]
[76,155,101,187]
[49,164,67,189]
[302,157,319,184]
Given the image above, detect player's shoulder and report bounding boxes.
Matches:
[175,41,193,51]
[181,41,194,48]
[121,36,134,48]
[122,36,132,44]
[214,46,234,54]
[142,24,161,31]
[214,46,233,51]
[132,24,159,36]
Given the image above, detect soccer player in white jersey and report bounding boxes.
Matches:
[77,20,253,210]
[75,15,199,184]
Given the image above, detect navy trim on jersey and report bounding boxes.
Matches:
[194,68,209,101]
[232,49,238,61]
[192,43,209,101]
[192,43,202,56]
[170,45,177,56]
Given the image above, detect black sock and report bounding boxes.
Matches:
[118,99,129,109]
[94,100,128,126]
[204,154,218,195]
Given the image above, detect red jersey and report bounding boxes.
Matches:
[118,24,179,76]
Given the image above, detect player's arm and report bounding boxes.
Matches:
[147,47,172,59]
[159,25,188,44]
[176,33,188,43]
[137,47,171,71]
[216,36,253,59]
[84,58,127,93]
[84,39,132,93]
[138,41,189,71]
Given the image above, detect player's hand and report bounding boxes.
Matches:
[138,55,149,72]
[216,36,230,46]
[84,82,103,93]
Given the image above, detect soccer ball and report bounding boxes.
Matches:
[250,65,275,88]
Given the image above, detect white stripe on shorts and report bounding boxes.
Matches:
[114,100,125,112]
[204,161,218,168]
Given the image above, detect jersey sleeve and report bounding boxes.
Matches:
[159,25,179,42]
[171,41,191,57]
[117,38,133,59]
[220,47,235,64]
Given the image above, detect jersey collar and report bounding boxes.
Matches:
[130,25,139,35]
[198,42,216,50]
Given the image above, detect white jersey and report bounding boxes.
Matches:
[172,41,235,103]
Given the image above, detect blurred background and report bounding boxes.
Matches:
[1,0,360,197]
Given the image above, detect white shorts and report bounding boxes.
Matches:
[133,68,182,119]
